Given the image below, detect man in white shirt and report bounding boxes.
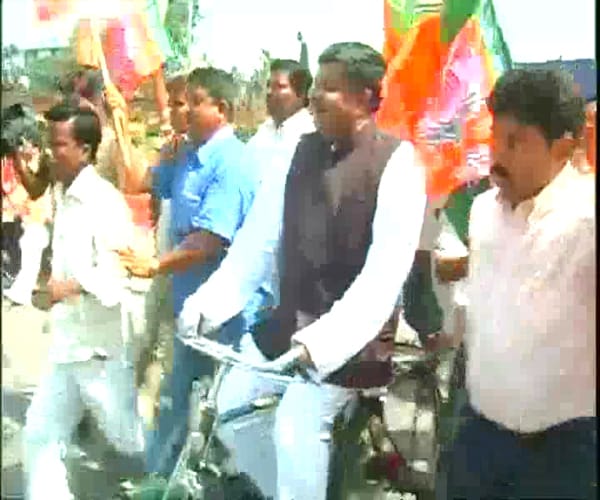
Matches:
[23,104,143,500]
[246,58,314,159]
[180,42,426,500]
[442,69,596,499]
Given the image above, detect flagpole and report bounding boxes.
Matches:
[89,17,132,174]
[187,0,194,66]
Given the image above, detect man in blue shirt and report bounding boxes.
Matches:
[119,67,265,476]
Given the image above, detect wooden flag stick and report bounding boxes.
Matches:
[89,17,132,174]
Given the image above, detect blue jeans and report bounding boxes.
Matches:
[145,335,214,476]
[441,402,597,499]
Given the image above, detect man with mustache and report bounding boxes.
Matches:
[180,42,427,500]
[442,69,596,499]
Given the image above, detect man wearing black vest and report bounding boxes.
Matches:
[180,42,427,500]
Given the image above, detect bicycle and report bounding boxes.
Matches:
[123,335,451,500]
[382,343,452,499]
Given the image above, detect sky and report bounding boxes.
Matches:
[2,0,596,77]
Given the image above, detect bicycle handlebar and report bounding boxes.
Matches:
[177,333,304,385]
[178,334,455,386]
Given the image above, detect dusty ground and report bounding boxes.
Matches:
[1,300,146,500]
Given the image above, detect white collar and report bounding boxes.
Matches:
[262,108,314,136]
[63,165,99,201]
[496,162,584,222]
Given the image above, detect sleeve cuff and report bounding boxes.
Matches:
[192,218,236,245]
[292,327,337,381]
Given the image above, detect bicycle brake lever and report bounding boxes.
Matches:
[260,345,305,375]
[196,313,221,338]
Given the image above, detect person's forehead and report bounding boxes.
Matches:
[169,87,187,100]
[186,84,210,99]
[316,61,347,81]
[493,114,548,143]
[49,120,74,137]
[270,70,291,84]
[493,114,519,130]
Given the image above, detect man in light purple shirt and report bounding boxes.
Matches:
[441,69,596,500]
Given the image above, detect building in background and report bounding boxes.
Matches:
[514,59,597,102]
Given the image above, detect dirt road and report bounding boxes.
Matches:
[2,297,449,499]
[1,301,145,499]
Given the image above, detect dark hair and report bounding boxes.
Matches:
[45,103,103,162]
[58,68,104,101]
[166,73,187,94]
[1,103,41,157]
[187,67,238,116]
[488,69,586,143]
[270,59,313,105]
[318,42,385,112]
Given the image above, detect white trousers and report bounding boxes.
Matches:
[24,358,144,500]
[8,223,49,300]
[216,332,286,414]
[274,381,356,500]
[216,333,356,500]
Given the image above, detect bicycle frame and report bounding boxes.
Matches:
[161,335,299,500]
[160,335,452,500]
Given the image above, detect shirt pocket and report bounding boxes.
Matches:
[172,168,210,236]
[54,204,91,278]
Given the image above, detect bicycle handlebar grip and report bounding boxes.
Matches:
[255,345,305,375]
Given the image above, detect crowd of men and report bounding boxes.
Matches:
[1,40,596,500]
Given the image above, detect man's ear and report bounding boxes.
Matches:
[217,99,232,122]
[551,134,579,162]
[354,88,374,116]
[81,143,92,163]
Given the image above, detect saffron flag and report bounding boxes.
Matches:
[34,0,173,101]
[377,0,512,197]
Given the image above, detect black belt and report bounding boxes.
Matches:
[513,428,548,450]
[471,404,549,449]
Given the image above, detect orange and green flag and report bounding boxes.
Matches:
[378,0,512,197]
[33,0,173,100]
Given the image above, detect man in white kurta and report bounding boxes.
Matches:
[24,105,143,500]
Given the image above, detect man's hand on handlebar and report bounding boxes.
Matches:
[292,343,314,368]
[178,293,218,338]
[176,335,313,382]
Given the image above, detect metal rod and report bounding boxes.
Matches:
[187,0,194,65]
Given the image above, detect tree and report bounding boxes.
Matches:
[26,52,79,94]
[248,49,271,106]
[164,0,202,67]
[2,44,23,84]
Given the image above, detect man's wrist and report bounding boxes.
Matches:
[149,257,161,277]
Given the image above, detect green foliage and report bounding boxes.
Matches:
[234,125,258,143]
[26,54,79,94]
[2,44,23,84]
[247,49,272,107]
[164,0,202,67]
